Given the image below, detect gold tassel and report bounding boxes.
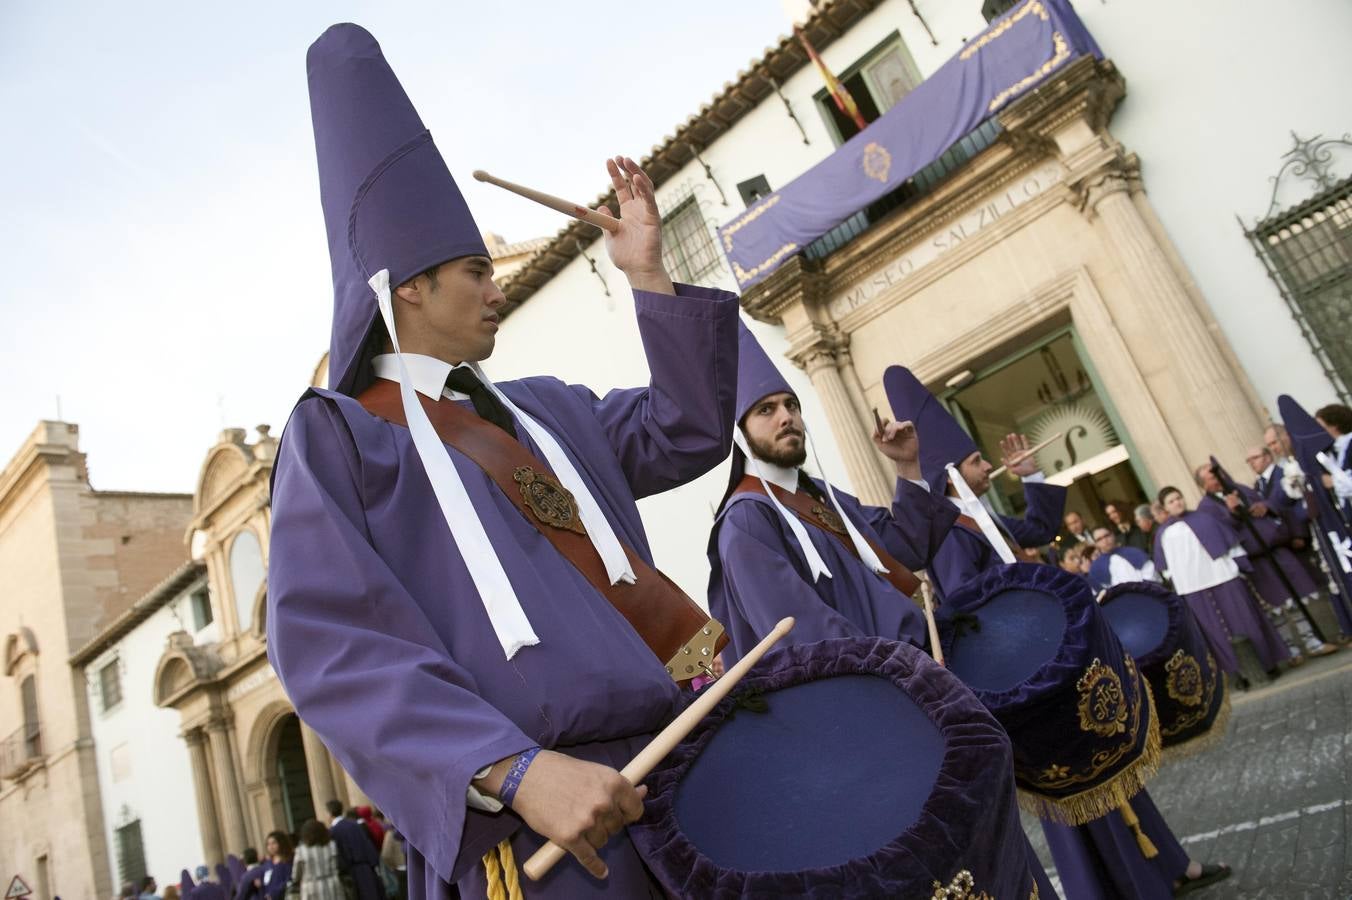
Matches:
[482,839,524,900]
[1117,799,1159,859]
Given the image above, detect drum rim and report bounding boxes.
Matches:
[630,636,1038,897]
[1099,580,1184,669]
[942,563,1103,711]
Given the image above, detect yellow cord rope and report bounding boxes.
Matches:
[482,838,524,900]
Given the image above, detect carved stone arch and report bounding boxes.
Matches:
[244,698,298,785]
[154,655,196,707]
[194,441,252,517]
[4,627,39,676]
[153,640,223,707]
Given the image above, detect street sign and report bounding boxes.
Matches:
[4,875,32,899]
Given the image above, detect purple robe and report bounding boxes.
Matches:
[331,818,383,900]
[709,477,958,662]
[190,884,228,900]
[1153,513,1289,672]
[927,481,1067,601]
[268,284,738,898]
[1198,490,1318,606]
[1042,791,1189,899]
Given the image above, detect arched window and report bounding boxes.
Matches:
[229,530,265,633]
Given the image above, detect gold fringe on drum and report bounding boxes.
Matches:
[1015,681,1163,826]
[1160,688,1232,764]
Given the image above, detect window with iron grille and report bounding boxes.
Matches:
[1245,176,1352,402]
[99,660,123,712]
[116,819,148,886]
[661,197,721,284]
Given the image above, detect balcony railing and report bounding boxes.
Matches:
[0,722,43,780]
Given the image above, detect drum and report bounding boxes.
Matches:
[628,637,1051,899]
[941,563,1161,825]
[1100,580,1230,758]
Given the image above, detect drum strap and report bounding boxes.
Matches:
[357,378,725,682]
[954,514,1042,563]
[733,475,921,596]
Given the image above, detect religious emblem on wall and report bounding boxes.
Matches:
[1024,399,1119,475]
[862,141,892,183]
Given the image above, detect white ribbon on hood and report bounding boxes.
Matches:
[946,463,1017,565]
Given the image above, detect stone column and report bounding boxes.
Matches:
[205,716,249,855]
[1080,164,1265,478]
[300,721,339,813]
[797,346,894,506]
[343,769,372,809]
[184,729,225,866]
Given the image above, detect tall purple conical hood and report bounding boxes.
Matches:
[1278,394,1335,459]
[734,319,795,423]
[883,365,977,488]
[307,23,488,395]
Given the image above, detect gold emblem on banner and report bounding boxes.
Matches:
[1076,657,1129,737]
[862,142,892,183]
[931,870,992,900]
[1164,649,1204,707]
[513,467,586,534]
[811,503,848,535]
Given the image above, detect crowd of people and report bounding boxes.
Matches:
[1050,412,1351,686]
[119,804,409,900]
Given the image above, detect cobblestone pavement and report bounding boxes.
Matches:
[1022,651,1352,899]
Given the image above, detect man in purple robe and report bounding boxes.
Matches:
[881,366,1064,601]
[1194,463,1334,659]
[707,323,958,663]
[886,369,1228,898]
[326,801,382,900]
[1154,485,1290,676]
[268,25,739,898]
[1315,403,1352,518]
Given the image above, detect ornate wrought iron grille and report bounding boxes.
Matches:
[1243,133,1352,402]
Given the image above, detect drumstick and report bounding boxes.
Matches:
[472,169,621,234]
[920,577,944,667]
[988,432,1063,479]
[523,616,796,882]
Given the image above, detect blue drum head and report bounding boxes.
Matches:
[672,674,944,871]
[1100,589,1171,660]
[946,588,1067,692]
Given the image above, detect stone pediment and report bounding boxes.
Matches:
[154,632,224,707]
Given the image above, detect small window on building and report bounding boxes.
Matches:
[814,35,922,145]
[982,0,1021,24]
[190,587,214,631]
[115,819,148,886]
[661,197,722,283]
[230,530,266,633]
[737,175,773,208]
[99,660,123,712]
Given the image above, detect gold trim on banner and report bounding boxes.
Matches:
[987,31,1071,113]
[732,243,801,286]
[931,871,992,900]
[721,195,783,252]
[1017,658,1162,825]
[960,1,1049,60]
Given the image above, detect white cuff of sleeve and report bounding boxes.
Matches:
[467,764,504,812]
[1021,471,1046,484]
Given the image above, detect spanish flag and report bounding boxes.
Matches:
[794,25,868,132]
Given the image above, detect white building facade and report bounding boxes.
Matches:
[485,0,1352,598]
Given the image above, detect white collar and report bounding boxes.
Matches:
[372,353,472,400]
[1335,433,1352,456]
[745,456,800,495]
[1259,462,1277,480]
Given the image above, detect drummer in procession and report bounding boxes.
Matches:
[884,366,1231,899]
[707,323,959,663]
[268,24,742,899]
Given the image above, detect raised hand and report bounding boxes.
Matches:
[593,156,674,295]
[506,750,647,880]
[873,416,922,480]
[999,433,1041,477]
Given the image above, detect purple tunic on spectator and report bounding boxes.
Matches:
[331,817,383,900]
[269,22,739,899]
[1197,487,1319,606]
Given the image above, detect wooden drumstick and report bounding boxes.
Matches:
[987,432,1063,479]
[522,616,796,882]
[919,576,944,667]
[472,169,621,234]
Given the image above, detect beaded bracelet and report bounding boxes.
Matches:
[498,746,541,808]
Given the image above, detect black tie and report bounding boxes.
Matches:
[445,368,517,439]
[1257,475,1267,496]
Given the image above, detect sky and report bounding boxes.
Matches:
[0,1,796,492]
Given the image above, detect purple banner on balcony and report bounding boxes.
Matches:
[719,0,1100,289]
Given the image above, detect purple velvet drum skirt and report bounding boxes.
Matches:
[627,637,1049,899]
[1100,581,1230,759]
[942,564,1161,826]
